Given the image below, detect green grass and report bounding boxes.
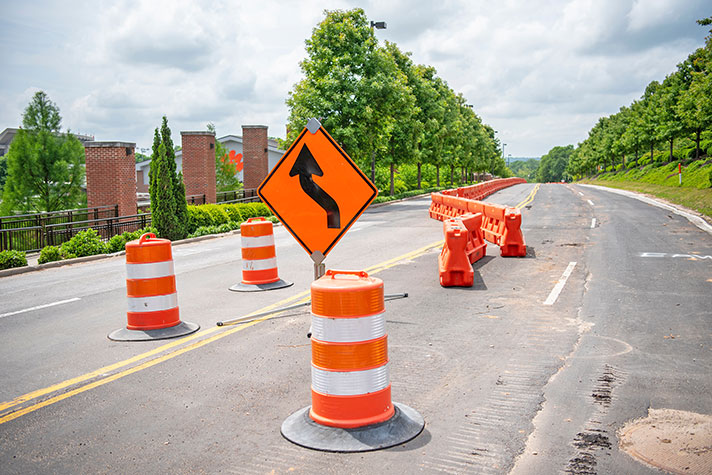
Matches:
[577,158,712,218]
[580,179,712,218]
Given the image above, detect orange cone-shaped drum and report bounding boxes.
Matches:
[309,270,394,428]
[125,233,180,330]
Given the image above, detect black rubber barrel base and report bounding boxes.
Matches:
[108,321,200,341]
[229,279,293,292]
[281,402,424,452]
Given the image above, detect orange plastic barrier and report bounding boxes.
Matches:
[281,270,424,452]
[460,213,487,264]
[108,233,199,341]
[429,178,527,257]
[230,217,293,292]
[439,219,474,287]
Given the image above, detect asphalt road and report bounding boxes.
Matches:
[0,183,710,474]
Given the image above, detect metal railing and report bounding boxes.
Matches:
[1,205,121,253]
[1,189,262,253]
[0,213,151,253]
[216,188,259,204]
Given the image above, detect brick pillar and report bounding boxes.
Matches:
[85,142,137,217]
[242,125,269,190]
[181,131,216,204]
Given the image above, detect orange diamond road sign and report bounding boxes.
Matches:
[258,118,378,262]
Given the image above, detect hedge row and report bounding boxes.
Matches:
[186,202,272,233]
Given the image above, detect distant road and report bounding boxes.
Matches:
[0,184,709,474]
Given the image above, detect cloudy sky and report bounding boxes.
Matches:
[1,0,708,157]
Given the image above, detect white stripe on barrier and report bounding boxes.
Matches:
[126,261,175,280]
[311,364,389,396]
[311,313,386,343]
[127,293,178,313]
[242,257,278,271]
[241,235,275,248]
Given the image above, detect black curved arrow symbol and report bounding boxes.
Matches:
[289,144,341,228]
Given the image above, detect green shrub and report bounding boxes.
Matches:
[229,220,242,230]
[60,229,108,259]
[0,250,28,270]
[217,223,232,233]
[222,204,244,223]
[615,164,624,172]
[187,205,213,233]
[204,204,230,225]
[38,245,62,264]
[188,225,221,238]
[106,226,159,253]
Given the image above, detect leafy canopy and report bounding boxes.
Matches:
[1,91,85,214]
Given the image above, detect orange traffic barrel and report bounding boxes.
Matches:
[108,233,199,341]
[281,270,424,452]
[229,217,293,292]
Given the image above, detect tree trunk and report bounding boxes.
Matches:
[669,137,674,163]
[695,129,701,161]
[417,162,422,189]
[389,163,395,196]
[650,141,654,163]
[436,165,440,187]
[449,165,454,186]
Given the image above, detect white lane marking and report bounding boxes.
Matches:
[587,200,595,206]
[640,252,712,260]
[544,262,577,306]
[0,297,81,319]
[591,218,596,229]
[578,192,584,196]
[580,184,712,235]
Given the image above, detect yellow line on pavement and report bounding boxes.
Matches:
[516,183,541,209]
[0,239,443,426]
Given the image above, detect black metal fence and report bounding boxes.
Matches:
[1,189,261,253]
[0,205,121,253]
[216,188,260,204]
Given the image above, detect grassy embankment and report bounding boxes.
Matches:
[577,159,712,219]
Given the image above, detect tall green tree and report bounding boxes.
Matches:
[537,145,573,182]
[1,91,85,214]
[286,8,413,183]
[149,116,188,240]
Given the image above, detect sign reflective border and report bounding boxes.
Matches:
[258,119,378,260]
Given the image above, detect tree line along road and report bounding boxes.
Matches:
[0,183,710,474]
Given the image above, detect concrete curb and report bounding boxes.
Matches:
[579,184,712,235]
[0,193,437,279]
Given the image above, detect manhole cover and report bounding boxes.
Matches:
[619,408,712,474]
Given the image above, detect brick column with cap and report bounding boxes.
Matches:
[85,141,137,217]
[181,131,216,204]
[242,125,269,190]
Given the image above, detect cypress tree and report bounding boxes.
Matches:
[160,116,188,238]
[148,128,161,210]
[151,142,181,240]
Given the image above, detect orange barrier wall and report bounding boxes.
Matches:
[429,178,526,257]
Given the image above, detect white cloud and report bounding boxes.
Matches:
[0,0,708,157]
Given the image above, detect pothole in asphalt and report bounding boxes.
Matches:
[618,408,712,474]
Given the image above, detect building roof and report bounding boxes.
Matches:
[135,134,285,172]
[0,127,95,157]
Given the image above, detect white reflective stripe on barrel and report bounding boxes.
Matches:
[311,363,389,396]
[310,312,386,343]
[241,235,275,248]
[242,257,277,271]
[126,261,175,280]
[127,293,178,312]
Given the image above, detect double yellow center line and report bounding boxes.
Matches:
[0,240,444,425]
[515,183,541,209]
